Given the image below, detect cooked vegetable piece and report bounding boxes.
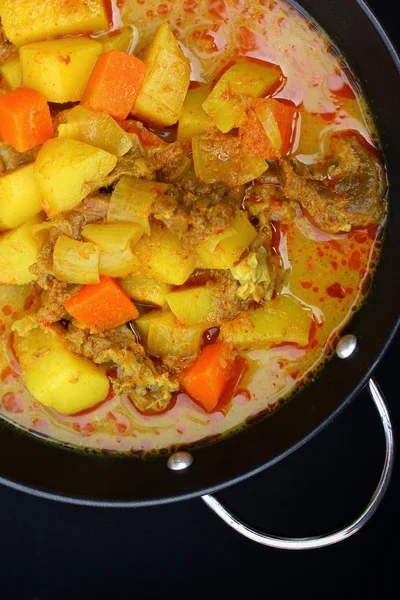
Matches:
[107,177,171,235]
[134,50,191,126]
[267,99,297,155]
[98,25,140,54]
[53,236,100,285]
[181,343,234,412]
[15,326,109,416]
[1,0,108,47]
[134,24,191,126]
[0,88,53,153]
[241,101,281,159]
[143,22,183,67]
[177,85,213,140]
[120,272,172,307]
[0,163,42,230]
[126,122,164,147]
[134,309,165,340]
[146,310,204,358]
[134,221,195,285]
[20,37,103,103]
[166,285,219,326]
[34,139,117,217]
[99,247,141,278]
[82,51,147,121]
[57,106,134,158]
[64,276,139,331]
[0,57,21,90]
[82,223,143,253]
[196,211,257,269]
[219,295,313,348]
[296,108,327,156]
[0,214,43,284]
[192,132,267,186]
[202,59,283,133]
[241,98,297,158]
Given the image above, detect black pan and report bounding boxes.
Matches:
[0,0,399,529]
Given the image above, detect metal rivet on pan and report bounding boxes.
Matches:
[336,334,358,359]
[167,451,194,471]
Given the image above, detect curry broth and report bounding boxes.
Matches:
[0,0,383,452]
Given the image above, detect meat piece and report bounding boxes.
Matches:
[12,279,79,336]
[51,193,110,238]
[159,177,238,248]
[29,233,57,290]
[0,29,17,63]
[280,133,387,233]
[230,244,274,302]
[64,324,178,412]
[35,279,78,324]
[96,145,156,189]
[146,142,192,182]
[246,184,298,224]
[0,141,39,174]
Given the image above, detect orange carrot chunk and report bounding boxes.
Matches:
[270,99,297,155]
[240,98,297,159]
[126,122,164,146]
[181,343,234,412]
[0,88,53,153]
[81,50,147,120]
[64,276,139,331]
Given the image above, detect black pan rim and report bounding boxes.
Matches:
[0,0,399,507]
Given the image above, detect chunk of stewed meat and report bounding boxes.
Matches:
[280,133,386,233]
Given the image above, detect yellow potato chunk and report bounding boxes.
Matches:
[219,294,313,349]
[252,99,283,153]
[99,25,140,54]
[0,163,42,230]
[134,221,195,285]
[53,235,100,284]
[15,326,109,416]
[99,247,141,278]
[166,285,219,326]
[20,37,103,103]
[202,59,282,133]
[120,273,172,307]
[1,0,108,47]
[58,106,134,158]
[134,24,191,126]
[107,177,172,235]
[192,132,267,186]
[196,211,257,269]
[134,309,165,341]
[82,223,143,253]
[143,22,183,68]
[34,138,117,217]
[146,310,204,358]
[177,85,213,140]
[0,57,22,90]
[134,50,191,127]
[0,214,44,284]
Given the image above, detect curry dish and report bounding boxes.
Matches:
[0,0,386,453]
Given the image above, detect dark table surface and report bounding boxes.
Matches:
[1,2,399,598]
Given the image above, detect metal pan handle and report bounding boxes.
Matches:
[202,378,394,550]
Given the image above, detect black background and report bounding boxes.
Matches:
[1,2,399,598]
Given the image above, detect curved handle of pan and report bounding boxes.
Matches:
[201,378,394,550]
